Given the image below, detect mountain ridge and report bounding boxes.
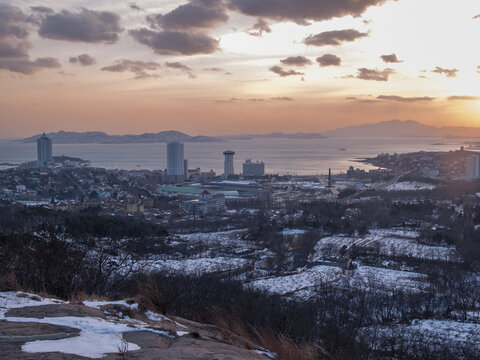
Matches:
[18,130,223,144]
[17,120,480,143]
[322,119,480,138]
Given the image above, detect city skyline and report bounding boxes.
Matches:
[0,0,479,138]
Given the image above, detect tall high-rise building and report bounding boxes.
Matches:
[223,150,235,177]
[184,159,189,181]
[167,142,185,176]
[37,133,52,167]
[466,155,480,179]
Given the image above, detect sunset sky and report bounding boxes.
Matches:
[1,0,479,138]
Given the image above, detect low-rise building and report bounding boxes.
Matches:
[243,159,265,176]
[179,191,225,216]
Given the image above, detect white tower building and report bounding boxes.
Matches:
[37,133,52,167]
[223,150,235,177]
[167,142,185,176]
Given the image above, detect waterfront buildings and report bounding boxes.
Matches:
[243,159,265,176]
[37,133,52,168]
[167,142,185,177]
[223,150,235,177]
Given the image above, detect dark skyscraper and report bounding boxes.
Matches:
[37,133,52,167]
[167,142,185,176]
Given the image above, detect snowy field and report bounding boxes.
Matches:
[313,229,460,262]
[176,229,256,253]
[138,256,251,275]
[248,264,427,299]
[386,182,436,191]
[367,320,480,353]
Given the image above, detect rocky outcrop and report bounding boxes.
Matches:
[0,292,272,360]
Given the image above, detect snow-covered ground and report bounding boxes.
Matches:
[176,229,256,252]
[138,256,251,275]
[386,182,436,191]
[0,292,173,359]
[281,229,307,236]
[0,292,65,316]
[313,229,460,262]
[19,316,143,358]
[367,320,480,353]
[177,229,247,243]
[248,264,427,299]
[249,265,345,298]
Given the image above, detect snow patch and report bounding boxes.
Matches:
[386,182,435,191]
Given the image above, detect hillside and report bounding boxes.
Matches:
[18,130,222,144]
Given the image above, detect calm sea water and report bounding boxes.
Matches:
[0,137,471,175]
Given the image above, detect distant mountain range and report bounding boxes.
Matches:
[222,132,327,140]
[323,119,480,138]
[18,131,223,144]
[18,120,480,144]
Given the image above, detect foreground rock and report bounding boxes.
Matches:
[0,292,272,359]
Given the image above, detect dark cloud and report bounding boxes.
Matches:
[356,68,394,81]
[130,3,143,11]
[217,96,293,103]
[38,8,122,43]
[381,53,402,63]
[0,56,60,74]
[271,97,294,101]
[165,61,196,78]
[228,0,390,24]
[269,65,304,77]
[129,28,219,55]
[0,5,60,74]
[432,66,458,78]
[69,54,96,66]
[204,67,224,71]
[477,65,480,74]
[147,0,228,31]
[304,29,368,47]
[30,6,54,14]
[377,95,436,102]
[165,61,192,71]
[246,18,271,36]
[316,54,341,66]
[0,4,30,41]
[345,96,381,103]
[280,56,312,67]
[448,95,480,101]
[0,35,32,58]
[203,66,231,75]
[473,14,480,19]
[101,59,162,79]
